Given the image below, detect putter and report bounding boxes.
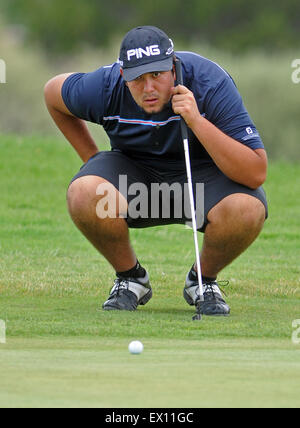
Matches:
[174,57,204,321]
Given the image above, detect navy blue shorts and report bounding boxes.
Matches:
[70,151,268,232]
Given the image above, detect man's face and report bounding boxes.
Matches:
[122,69,175,114]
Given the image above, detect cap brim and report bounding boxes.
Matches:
[122,57,173,82]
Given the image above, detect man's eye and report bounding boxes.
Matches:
[152,72,161,77]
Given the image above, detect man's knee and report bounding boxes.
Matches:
[67,175,128,220]
[208,193,266,232]
[67,176,100,217]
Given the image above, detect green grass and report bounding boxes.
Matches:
[1,338,299,408]
[0,134,300,408]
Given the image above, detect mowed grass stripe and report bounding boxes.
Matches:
[0,338,299,408]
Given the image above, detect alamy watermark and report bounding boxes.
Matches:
[95,175,204,229]
[292,319,300,344]
[291,59,300,84]
[0,59,6,83]
[0,320,6,344]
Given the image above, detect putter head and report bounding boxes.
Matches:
[192,312,202,321]
[192,301,202,321]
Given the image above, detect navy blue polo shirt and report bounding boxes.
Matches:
[62,51,264,164]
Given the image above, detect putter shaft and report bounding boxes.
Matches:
[182,137,204,303]
[174,57,204,304]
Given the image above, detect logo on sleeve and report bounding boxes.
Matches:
[242,126,260,142]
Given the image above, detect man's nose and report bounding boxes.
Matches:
[143,77,155,93]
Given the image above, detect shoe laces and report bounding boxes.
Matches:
[204,280,229,297]
[112,278,129,295]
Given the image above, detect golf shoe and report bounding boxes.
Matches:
[103,272,152,311]
[184,269,230,316]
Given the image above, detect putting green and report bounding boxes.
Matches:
[0,337,299,408]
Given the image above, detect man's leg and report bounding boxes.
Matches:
[184,193,266,315]
[67,175,137,272]
[200,193,266,278]
[67,175,152,310]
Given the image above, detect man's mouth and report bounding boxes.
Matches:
[144,97,159,106]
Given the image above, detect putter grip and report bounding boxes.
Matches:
[174,58,189,141]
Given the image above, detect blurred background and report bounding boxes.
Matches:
[0,0,299,160]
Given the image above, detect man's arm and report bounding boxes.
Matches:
[171,85,267,189]
[44,74,99,162]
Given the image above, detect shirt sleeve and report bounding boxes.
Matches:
[205,76,265,150]
[61,67,107,125]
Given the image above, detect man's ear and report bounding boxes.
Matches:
[172,64,176,82]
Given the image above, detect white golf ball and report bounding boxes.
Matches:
[128,340,144,354]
